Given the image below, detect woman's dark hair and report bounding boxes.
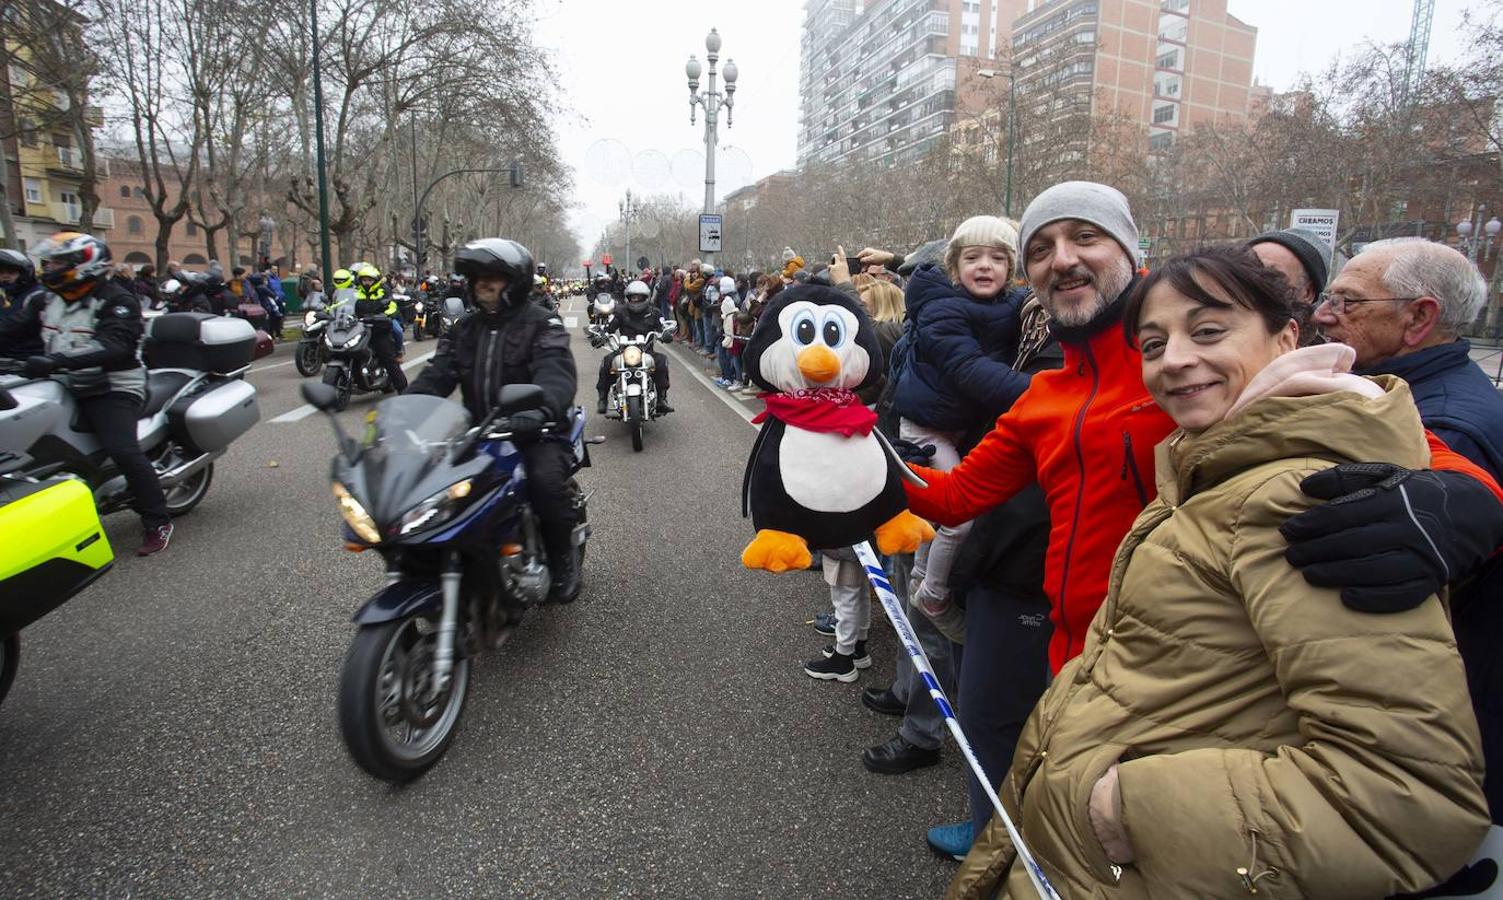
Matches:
[1125,245,1296,342]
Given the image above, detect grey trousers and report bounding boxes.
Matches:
[886,552,958,751]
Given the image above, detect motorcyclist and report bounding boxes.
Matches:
[594,279,672,416]
[529,274,557,312]
[331,267,359,310]
[407,238,581,603]
[0,233,173,555]
[352,263,407,392]
[0,249,46,359]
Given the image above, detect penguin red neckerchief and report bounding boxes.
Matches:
[740,284,934,573]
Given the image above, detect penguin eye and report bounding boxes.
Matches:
[793,314,816,345]
[821,315,846,348]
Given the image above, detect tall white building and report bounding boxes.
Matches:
[797,0,1028,168]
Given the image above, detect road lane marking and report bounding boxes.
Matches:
[250,358,297,372]
[267,351,436,424]
[664,343,756,426]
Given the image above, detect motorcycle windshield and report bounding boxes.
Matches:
[328,316,363,343]
[355,395,479,524]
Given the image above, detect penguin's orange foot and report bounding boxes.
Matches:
[874,510,936,556]
[742,529,813,574]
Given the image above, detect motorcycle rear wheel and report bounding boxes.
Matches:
[164,461,213,517]
[627,397,644,452]
[0,634,17,707]
[338,616,471,783]
[295,341,323,377]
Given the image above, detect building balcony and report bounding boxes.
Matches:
[49,202,114,229]
[47,146,109,177]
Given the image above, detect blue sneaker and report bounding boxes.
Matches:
[926,821,974,861]
[813,610,837,636]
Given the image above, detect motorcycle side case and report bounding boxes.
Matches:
[0,477,113,638]
[351,579,442,625]
[167,379,260,454]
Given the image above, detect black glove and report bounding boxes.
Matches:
[23,355,57,377]
[888,438,937,465]
[504,409,547,436]
[1280,463,1503,613]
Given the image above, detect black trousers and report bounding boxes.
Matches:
[370,330,407,393]
[78,391,170,529]
[595,351,668,395]
[521,439,576,561]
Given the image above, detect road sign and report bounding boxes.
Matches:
[1290,209,1340,257]
[699,214,722,253]
[1138,238,1151,250]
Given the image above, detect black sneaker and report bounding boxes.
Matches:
[812,611,837,636]
[822,640,871,669]
[803,650,859,683]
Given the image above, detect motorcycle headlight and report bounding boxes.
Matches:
[415,302,424,312]
[332,482,381,544]
[399,479,474,536]
[304,310,317,327]
[622,345,643,367]
[343,334,363,348]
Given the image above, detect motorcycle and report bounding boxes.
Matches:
[302,379,595,782]
[409,296,430,342]
[0,473,114,707]
[320,308,395,411]
[430,296,467,341]
[588,293,616,327]
[587,319,673,452]
[392,292,420,341]
[297,306,333,377]
[0,312,262,519]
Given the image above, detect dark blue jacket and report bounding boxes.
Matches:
[1361,340,1503,483]
[891,264,1031,431]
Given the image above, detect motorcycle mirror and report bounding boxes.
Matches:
[495,384,546,414]
[302,381,340,411]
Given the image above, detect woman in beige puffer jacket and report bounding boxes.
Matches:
[951,248,1487,900]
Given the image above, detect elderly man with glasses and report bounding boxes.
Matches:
[1317,237,1503,881]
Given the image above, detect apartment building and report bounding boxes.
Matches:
[797,0,1029,168]
[1010,0,1257,152]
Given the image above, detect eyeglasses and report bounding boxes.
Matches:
[1315,292,1421,315]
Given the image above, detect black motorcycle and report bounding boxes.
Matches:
[302,380,594,782]
[320,309,393,411]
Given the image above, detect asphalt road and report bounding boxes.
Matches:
[0,297,968,898]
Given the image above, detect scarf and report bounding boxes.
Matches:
[752,388,877,437]
[1224,342,1383,420]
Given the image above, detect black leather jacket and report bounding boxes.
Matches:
[407,301,576,422]
[604,306,663,340]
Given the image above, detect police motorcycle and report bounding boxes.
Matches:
[319,306,397,411]
[301,379,595,782]
[586,318,674,454]
[0,472,113,706]
[0,312,262,518]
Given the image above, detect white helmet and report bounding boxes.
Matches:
[624,279,651,313]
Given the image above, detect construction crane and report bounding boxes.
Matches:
[1401,0,1435,107]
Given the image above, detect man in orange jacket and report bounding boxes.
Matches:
[905,181,1503,673]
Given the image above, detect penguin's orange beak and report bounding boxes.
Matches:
[797,344,841,384]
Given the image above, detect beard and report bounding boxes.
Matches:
[1040,255,1134,328]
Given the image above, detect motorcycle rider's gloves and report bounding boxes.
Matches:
[22,355,57,377]
[504,409,547,437]
[1280,463,1503,614]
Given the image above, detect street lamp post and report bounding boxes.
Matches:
[977,68,1017,217]
[258,213,275,268]
[619,189,636,273]
[1456,205,1503,354]
[309,0,334,291]
[687,28,738,266]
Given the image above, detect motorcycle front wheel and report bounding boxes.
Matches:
[338,616,471,783]
[0,634,17,706]
[295,341,323,376]
[322,367,351,411]
[412,322,424,342]
[627,396,644,452]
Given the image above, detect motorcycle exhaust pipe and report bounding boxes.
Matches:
[158,449,220,489]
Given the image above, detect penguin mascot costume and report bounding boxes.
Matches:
[740,284,934,573]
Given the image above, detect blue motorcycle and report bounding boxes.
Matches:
[302,381,592,782]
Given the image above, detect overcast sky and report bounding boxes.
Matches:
[532,0,1488,252]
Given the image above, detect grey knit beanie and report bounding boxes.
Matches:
[1246,228,1330,292]
[1017,181,1139,271]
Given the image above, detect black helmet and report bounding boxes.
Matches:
[453,238,533,308]
[0,248,37,293]
[624,279,651,314]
